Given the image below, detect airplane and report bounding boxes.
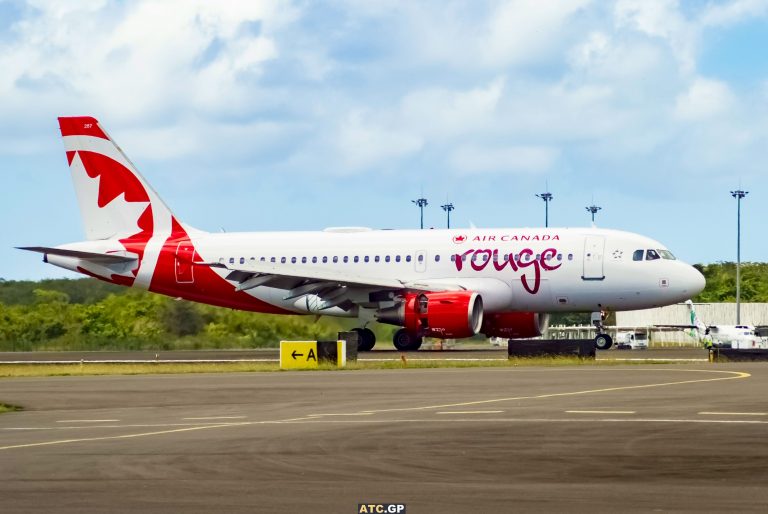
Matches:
[18,116,706,352]
[656,300,768,349]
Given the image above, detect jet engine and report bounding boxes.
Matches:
[481,312,549,338]
[377,291,484,338]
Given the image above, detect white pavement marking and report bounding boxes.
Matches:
[56,419,119,423]
[437,410,504,415]
[3,422,247,431]
[359,369,751,414]
[0,369,752,452]
[283,418,768,425]
[698,412,767,416]
[566,410,636,414]
[307,412,374,417]
[182,416,246,420]
[0,423,251,451]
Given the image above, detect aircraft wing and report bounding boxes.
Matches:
[201,261,464,311]
[17,246,138,265]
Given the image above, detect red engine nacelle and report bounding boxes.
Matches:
[481,312,549,338]
[377,291,484,339]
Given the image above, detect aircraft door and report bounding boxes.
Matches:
[415,250,427,273]
[582,235,605,280]
[175,242,195,283]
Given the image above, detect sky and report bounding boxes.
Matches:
[1,0,767,281]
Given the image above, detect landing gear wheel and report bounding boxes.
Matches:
[353,327,376,352]
[393,329,423,351]
[595,333,613,351]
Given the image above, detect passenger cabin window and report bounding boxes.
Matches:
[333,256,338,263]
[281,257,286,264]
[229,257,235,264]
[301,257,307,264]
[434,255,440,262]
[312,257,317,263]
[322,256,328,263]
[354,256,359,263]
[646,249,661,261]
[406,255,412,262]
[240,257,245,264]
[396,256,401,262]
[385,256,391,263]
[418,255,424,262]
[633,250,644,261]
[375,256,380,263]
[343,256,349,263]
[364,256,370,263]
[270,257,276,263]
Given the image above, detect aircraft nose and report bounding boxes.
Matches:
[682,265,706,296]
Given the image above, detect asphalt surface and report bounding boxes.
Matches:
[0,346,710,362]
[2,363,767,513]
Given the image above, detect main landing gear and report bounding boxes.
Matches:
[591,310,613,350]
[353,327,377,352]
[393,328,423,352]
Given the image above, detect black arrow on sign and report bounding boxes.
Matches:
[291,350,303,360]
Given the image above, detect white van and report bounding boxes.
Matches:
[616,331,648,350]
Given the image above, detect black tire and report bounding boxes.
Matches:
[595,333,613,351]
[354,327,376,352]
[393,328,423,351]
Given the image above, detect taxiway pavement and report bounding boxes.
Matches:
[1,364,766,513]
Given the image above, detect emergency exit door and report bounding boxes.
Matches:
[582,235,605,280]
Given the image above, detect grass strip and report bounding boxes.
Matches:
[0,403,22,414]
[0,356,676,378]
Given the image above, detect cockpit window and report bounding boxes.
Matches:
[646,249,660,261]
[632,250,644,261]
[658,249,676,260]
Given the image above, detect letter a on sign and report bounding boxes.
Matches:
[307,348,316,361]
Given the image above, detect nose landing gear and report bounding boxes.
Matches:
[591,310,613,350]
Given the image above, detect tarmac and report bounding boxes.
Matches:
[1,361,767,513]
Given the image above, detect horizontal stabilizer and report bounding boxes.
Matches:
[16,246,138,264]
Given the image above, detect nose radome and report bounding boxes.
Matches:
[683,265,706,296]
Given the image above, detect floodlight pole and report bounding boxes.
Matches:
[440,203,454,229]
[412,197,428,229]
[731,189,748,324]
[536,192,553,227]
[586,204,602,223]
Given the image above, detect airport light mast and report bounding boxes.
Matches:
[412,197,428,229]
[731,189,748,324]
[536,191,553,228]
[586,204,602,223]
[440,203,455,229]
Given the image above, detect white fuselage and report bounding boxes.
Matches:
[179,226,704,316]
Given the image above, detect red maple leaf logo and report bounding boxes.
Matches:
[453,235,467,244]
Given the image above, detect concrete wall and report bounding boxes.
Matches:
[616,303,768,327]
[615,303,768,345]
